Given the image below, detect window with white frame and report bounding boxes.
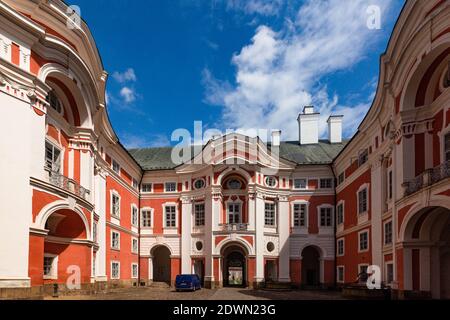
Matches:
[45,141,61,172]
[165,182,176,192]
[265,176,277,187]
[132,178,139,189]
[386,263,394,284]
[293,203,307,227]
[358,149,369,166]
[165,205,177,228]
[337,203,344,225]
[132,238,138,254]
[111,193,120,218]
[384,221,393,245]
[46,90,63,114]
[194,203,205,226]
[228,203,241,224]
[320,207,333,227]
[359,231,369,251]
[93,221,98,242]
[319,178,333,189]
[358,188,368,214]
[142,209,152,228]
[112,160,120,174]
[265,202,276,226]
[131,205,138,227]
[111,261,120,279]
[142,183,152,192]
[132,263,138,278]
[294,179,307,189]
[194,179,205,190]
[43,254,57,279]
[338,173,345,186]
[337,266,344,283]
[337,239,345,256]
[445,133,450,162]
[111,231,120,250]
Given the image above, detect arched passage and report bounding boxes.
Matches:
[301,246,321,287]
[221,243,248,287]
[400,206,450,299]
[152,245,171,283]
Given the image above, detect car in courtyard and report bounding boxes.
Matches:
[175,274,202,292]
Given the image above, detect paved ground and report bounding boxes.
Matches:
[45,287,346,300]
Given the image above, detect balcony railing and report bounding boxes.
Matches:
[219,223,248,232]
[403,161,450,196]
[47,169,91,201]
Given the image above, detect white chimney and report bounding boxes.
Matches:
[271,130,281,147]
[298,106,319,145]
[327,115,343,143]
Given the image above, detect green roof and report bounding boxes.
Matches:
[128,140,348,171]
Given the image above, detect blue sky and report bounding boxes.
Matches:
[69,0,404,148]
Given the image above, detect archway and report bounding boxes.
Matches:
[401,206,450,299]
[222,244,247,287]
[152,246,171,283]
[301,246,321,287]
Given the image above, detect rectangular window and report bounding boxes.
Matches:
[337,203,344,225]
[386,263,394,284]
[294,179,307,189]
[265,203,276,226]
[93,222,97,242]
[112,160,120,174]
[338,173,345,186]
[132,238,138,253]
[320,207,333,227]
[165,182,176,192]
[131,206,138,226]
[358,149,369,166]
[194,203,205,226]
[142,183,152,192]
[45,141,61,172]
[132,178,139,189]
[337,239,344,256]
[359,265,368,274]
[388,170,393,200]
[384,221,393,245]
[446,133,450,162]
[165,205,176,228]
[293,203,307,227]
[111,231,120,250]
[319,178,333,189]
[132,264,138,278]
[142,210,152,228]
[228,203,241,224]
[337,266,344,283]
[43,256,56,277]
[111,262,120,279]
[111,194,120,218]
[359,231,369,251]
[358,188,368,214]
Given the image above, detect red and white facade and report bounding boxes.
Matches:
[0,0,449,299]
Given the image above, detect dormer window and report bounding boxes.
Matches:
[46,90,63,114]
[358,149,369,166]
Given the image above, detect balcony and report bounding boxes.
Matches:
[403,161,450,196]
[219,223,248,232]
[47,169,91,201]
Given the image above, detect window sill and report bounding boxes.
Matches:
[111,247,120,251]
[43,275,57,280]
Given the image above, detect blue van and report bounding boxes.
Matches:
[175,274,201,292]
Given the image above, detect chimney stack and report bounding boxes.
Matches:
[271,130,281,147]
[298,106,319,145]
[327,115,343,144]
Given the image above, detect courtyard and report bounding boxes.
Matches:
[45,287,347,301]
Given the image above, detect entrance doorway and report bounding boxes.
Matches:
[193,259,204,285]
[265,260,278,282]
[222,245,247,287]
[152,246,171,283]
[301,246,321,287]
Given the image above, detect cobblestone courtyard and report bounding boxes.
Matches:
[45,287,346,300]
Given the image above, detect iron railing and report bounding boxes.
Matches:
[47,169,91,201]
[403,161,450,196]
[219,223,248,232]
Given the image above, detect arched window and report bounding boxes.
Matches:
[46,90,63,114]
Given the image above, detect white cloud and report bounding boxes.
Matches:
[226,0,284,16]
[120,87,136,104]
[112,68,137,83]
[203,0,392,139]
[122,133,170,149]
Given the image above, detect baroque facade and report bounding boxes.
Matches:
[0,0,449,299]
